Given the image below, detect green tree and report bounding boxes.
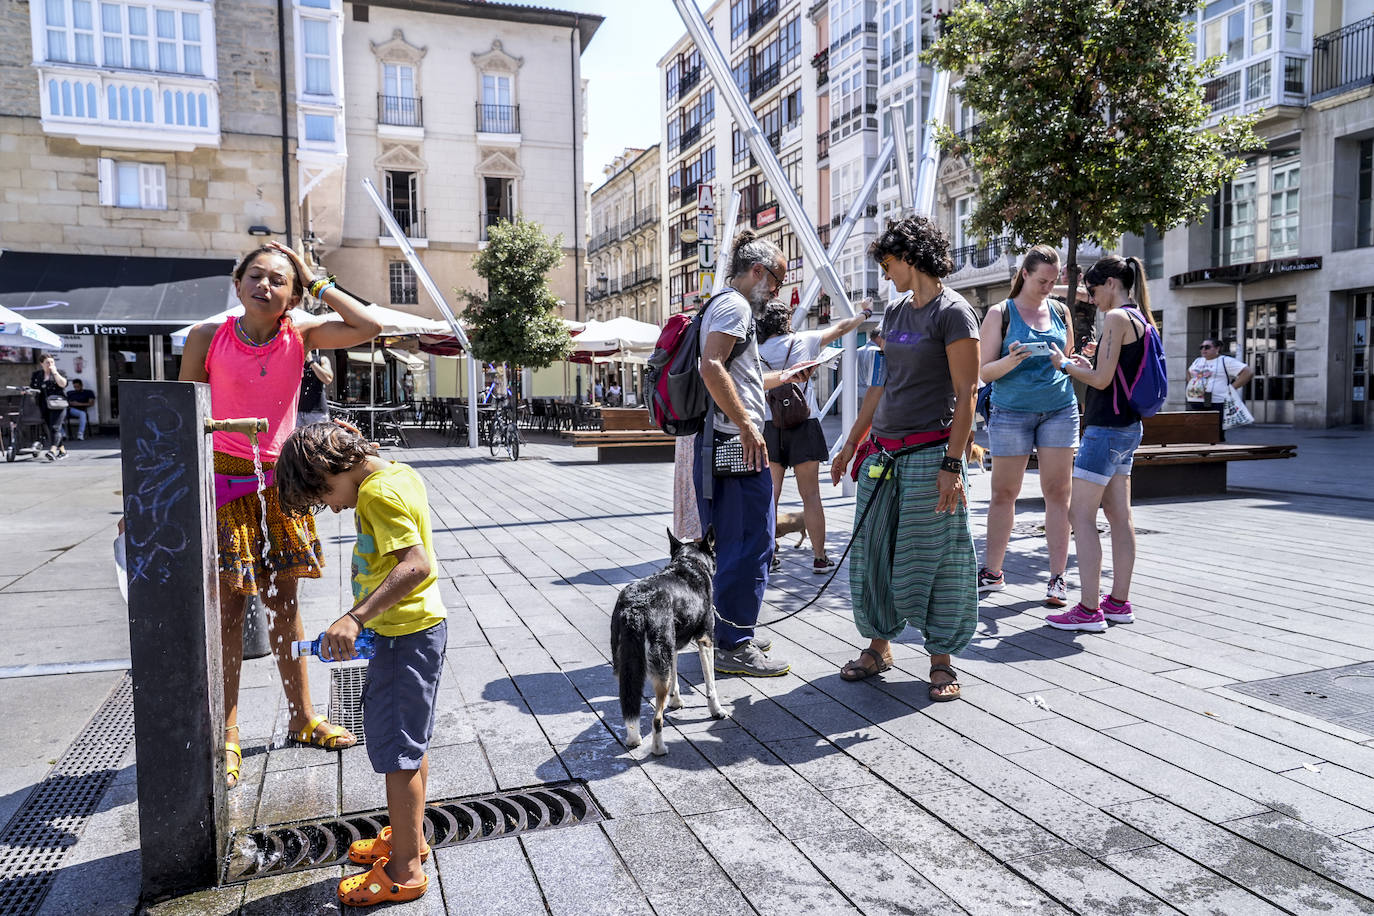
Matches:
[459,218,572,386]
[927,0,1261,339]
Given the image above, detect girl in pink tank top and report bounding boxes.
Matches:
[180,240,383,787]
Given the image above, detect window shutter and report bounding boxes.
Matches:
[98,158,114,205]
[140,164,166,209]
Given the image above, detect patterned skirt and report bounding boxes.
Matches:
[214,452,323,596]
[848,445,978,655]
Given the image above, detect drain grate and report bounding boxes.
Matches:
[1227,662,1374,733]
[223,780,603,883]
[328,664,368,745]
[0,673,134,916]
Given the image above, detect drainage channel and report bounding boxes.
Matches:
[0,673,134,916]
[223,780,603,884]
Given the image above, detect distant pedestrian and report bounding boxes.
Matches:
[65,378,96,440]
[697,230,813,677]
[830,215,979,702]
[608,381,622,406]
[1047,255,1156,632]
[30,354,67,460]
[594,379,605,403]
[1186,338,1252,439]
[179,240,382,788]
[277,422,446,907]
[977,245,1078,607]
[756,297,872,573]
[297,350,333,427]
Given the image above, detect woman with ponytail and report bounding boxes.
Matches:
[976,244,1077,607]
[1047,255,1156,632]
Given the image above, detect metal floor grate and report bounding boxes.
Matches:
[223,780,603,883]
[328,663,368,745]
[0,674,134,916]
[1228,662,1374,733]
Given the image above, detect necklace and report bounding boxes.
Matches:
[236,318,280,376]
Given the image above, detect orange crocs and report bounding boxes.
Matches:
[338,857,428,907]
[348,825,431,865]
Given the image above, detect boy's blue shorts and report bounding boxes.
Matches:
[363,620,447,774]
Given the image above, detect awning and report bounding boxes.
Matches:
[346,348,424,371]
[1169,255,1322,289]
[0,250,235,335]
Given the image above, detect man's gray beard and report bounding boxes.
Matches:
[746,283,771,311]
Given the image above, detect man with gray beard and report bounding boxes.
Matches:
[696,230,811,676]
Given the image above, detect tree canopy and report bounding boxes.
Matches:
[460,218,572,371]
[927,0,1262,281]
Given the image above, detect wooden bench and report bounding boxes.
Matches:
[1130,410,1296,498]
[562,407,675,463]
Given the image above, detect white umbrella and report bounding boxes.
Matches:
[570,316,660,356]
[170,303,451,347]
[0,304,64,350]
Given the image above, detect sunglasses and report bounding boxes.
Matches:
[1200,343,1217,350]
[879,255,896,276]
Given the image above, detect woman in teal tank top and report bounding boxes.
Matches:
[976,245,1079,608]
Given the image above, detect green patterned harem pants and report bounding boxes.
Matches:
[849,445,979,655]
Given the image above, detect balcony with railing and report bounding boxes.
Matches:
[750,62,780,99]
[678,122,702,154]
[812,48,829,88]
[589,228,615,252]
[475,103,520,134]
[479,211,511,242]
[1202,50,1309,123]
[1313,15,1374,101]
[817,130,830,162]
[677,66,701,100]
[37,64,219,150]
[679,184,698,207]
[378,94,422,128]
[380,207,426,241]
[945,236,1016,289]
[748,0,778,37]
[635,204,658,228]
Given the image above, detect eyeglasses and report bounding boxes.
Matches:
[760,263,785,291]
[1199,343,1217,350]
[879,255,896,276]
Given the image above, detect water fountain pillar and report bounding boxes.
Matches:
[118,380,259,899]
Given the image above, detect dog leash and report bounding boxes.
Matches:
[713,441,940,631]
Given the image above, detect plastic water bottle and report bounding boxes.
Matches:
[291,628,377,661]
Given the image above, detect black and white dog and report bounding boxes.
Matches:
[609,527,726,755]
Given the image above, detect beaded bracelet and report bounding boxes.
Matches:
[309,275,336,298]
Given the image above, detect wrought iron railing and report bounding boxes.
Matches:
[1313,15,1374,100]
[381,207,426,239]
[475,103,520,133]
[378,94,422,127]
[949,236,1015,273]
[748,0,778,36]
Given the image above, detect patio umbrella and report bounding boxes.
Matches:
[0,303,64,350]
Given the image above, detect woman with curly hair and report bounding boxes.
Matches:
[829,216,980,700]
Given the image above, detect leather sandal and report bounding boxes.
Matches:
[224,742,242,789]
[840,646,893,681]
[349,826,431,866]
[338,857,428,907]
[928,663,961,702]
[291,714,357,750]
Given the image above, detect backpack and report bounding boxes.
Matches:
[1113,307,1168,417]
[644,293,751,436]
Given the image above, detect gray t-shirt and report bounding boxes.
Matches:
[698,289,765,435]
[872,288,980,437]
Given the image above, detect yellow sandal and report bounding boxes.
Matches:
[290,714,356,750]
[225,742,242,789]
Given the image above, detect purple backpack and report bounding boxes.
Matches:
[1114,307,1168,417]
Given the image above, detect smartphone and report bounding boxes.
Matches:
[1018,341,1051,356]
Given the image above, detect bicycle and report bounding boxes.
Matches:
[486,399,520,461]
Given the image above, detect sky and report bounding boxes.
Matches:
[507,0,712,188]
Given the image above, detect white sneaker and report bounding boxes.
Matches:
[1045,574,1068,608]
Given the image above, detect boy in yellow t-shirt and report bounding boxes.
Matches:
[276,423,447,907]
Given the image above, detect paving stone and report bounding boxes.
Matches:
[829,783,1071,916]
[256,756,340,825]
[1103,722,1374,834]
[1100,844,1289,916]
[909,785,1069,860]
[1005,746,1155,808]
[603,811,754,916]
[634,733,747,817]
[766,736,882,791]
[522,825,653,916]
[478,737,570,789]
[557,737,673,818]
[685,805,860,915]
[1225,810,1374,900]
[1106,797,1374,915]
[795,827,963,915]
[1007,846,1181,914]
[831,732,969,796]
[433,836,546,915]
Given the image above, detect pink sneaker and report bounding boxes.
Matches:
[1101,595,1134,624]
[1046,603,1107,632]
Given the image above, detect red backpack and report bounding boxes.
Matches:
[644,293,751,436]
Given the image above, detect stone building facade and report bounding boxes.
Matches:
[586,145,661,325]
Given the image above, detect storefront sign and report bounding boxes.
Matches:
[1169,256,1322,289]
[756,206,778,228]
[53,333,97,383]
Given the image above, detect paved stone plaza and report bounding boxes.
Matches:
[2,424,1374,915]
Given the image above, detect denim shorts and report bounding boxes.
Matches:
[987,403,1079,456]
[1073,423,1144,486]
[363,620,447,773]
